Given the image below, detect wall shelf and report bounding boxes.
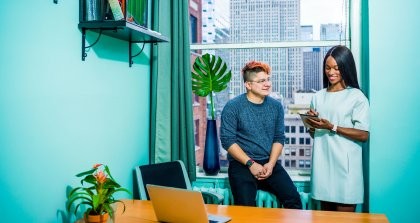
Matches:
[78,20,169,67]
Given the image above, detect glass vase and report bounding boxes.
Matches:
[203,119,221,175]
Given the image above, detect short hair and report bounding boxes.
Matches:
[241,61,271,83]
[323,45,360,89]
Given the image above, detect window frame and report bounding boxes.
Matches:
[190,0,362,173]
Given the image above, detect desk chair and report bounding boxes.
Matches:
[135,160,224,204]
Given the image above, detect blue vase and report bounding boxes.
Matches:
[203,119,220,175]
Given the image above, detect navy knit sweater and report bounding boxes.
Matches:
[220,93,285,161]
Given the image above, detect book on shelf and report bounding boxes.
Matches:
[126,0,148,27]
[120,0,126,17]
[108,0,124,20]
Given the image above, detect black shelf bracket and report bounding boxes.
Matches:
[129,42,146,67]
[81,28,86,61]
[81,28,103,61]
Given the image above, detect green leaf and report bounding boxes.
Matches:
[66,194,92,213]
[73,201,92,216]
[104,165,116,181]
[82,175,97,185]
[104,179,120,188]
[75,168,96,177]
[191,53,232,119]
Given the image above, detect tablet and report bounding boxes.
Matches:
[299,113,320,129]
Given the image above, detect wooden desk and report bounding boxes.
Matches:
[77,199,389,223]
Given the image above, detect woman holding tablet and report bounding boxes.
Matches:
[305,45,370,212]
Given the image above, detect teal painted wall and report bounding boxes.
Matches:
[368,1,420,223]
[0,1,150,222]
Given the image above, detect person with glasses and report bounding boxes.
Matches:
[220,61,302,209]
[305,45,370,212]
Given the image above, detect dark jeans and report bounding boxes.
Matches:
[228,159,302,209]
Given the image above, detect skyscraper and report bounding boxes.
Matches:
[229,0,302,101]
[303,48,322,91]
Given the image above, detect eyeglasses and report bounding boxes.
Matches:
[248,77,271,84]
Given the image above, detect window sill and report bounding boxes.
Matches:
[196,167,311,182]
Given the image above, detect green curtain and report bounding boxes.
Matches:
[150,0,196,181]
[360,0,370,213]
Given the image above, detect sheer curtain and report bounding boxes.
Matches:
[150,0,196,180]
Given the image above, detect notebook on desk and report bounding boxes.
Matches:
[146,184,231,223]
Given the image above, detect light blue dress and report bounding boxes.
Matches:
[310,87,370,204]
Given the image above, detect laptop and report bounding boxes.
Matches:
[146,184,231,223]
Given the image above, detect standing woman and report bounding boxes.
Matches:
[306,45,370,212]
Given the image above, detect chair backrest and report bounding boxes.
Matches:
[135,160,192,200]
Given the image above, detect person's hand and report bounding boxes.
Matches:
[249,162,264,179]
[256,162,275,180]
[307,117,333,130]
[307,109,318,116]
[306,109,334,130]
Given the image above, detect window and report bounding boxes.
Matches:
[194,119,199,149]
[299,137,304,144]
[285,159,290,167]
[189,0,356,172]
[299,126,305,133]
[305,160,311,168]
[189,15,197,43]
[299,160,305,168]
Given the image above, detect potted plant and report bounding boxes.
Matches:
[192,53,232,175]
[66,163,131,222]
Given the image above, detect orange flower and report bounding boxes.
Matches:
[93,163,102,169]
[95,170,107,184]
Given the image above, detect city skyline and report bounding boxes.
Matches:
[193,0,347,170]
[210,0,346,40]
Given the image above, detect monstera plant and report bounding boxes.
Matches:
[192,53,232,120]
[191,53,231,175]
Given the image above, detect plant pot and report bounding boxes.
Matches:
[203,119,221,175]
[84,212,109,223]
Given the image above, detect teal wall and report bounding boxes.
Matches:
[368,0,420,223]
[2,1,420,223]
[0,2,150,222]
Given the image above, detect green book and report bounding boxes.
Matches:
[108,0,124,20]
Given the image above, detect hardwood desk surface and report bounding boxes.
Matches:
[77,199,389,223]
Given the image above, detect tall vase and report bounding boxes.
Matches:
[203,119,220,175]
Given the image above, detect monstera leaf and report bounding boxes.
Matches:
[192,53,232,120]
